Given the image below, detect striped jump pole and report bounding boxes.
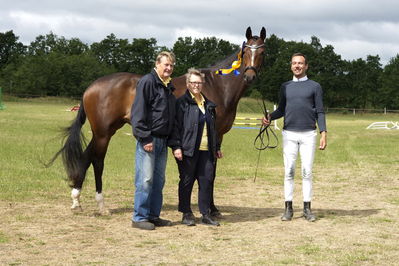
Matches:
[233,117,262,127]
[234,113,280,130]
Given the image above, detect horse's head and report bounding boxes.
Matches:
[242,27,266,83]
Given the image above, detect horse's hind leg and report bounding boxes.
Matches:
[71,140,94,211]
[92,135,111,215]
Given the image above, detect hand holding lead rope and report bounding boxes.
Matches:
[254,100,278,150]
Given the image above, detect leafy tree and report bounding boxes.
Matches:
[0,30,26,68]
[91,34,158,74]
[311,43,346,107]
[251,34,289,102]
[254,37,315,103]
[345,56,382,109]
[254,35,348,109]
[90,33,128,70]
[1,30,397,110]
[9,51,114,97]
[127,38,159,74]
[0,30,26,90]
[378,55,399,109]
[172,37,238,76]
[172,37,194,76]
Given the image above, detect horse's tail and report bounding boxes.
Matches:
[47,102,87,187]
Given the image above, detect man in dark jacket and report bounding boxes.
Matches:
[131,51,176,230]
[169,68,223,226]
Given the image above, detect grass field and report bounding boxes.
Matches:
[0,99,398,265]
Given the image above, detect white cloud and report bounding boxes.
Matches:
[8,10,131,43]
[1,0,398,65]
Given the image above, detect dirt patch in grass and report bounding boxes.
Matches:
[1,163,398,265]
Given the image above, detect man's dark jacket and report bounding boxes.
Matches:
[168,90,220,162]
[131,69,176,145]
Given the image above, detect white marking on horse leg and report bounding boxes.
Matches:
[95,192,106,214]
[71,188,82,210]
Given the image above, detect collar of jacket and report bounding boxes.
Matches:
[183,90,216,108]
[150,69,175,92]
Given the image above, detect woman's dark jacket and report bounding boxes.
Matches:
[168,90,221,162]
[131,69,176,145]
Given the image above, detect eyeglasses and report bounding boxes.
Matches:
[189,81,203,86]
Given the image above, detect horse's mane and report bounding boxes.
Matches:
[200,50,241,73]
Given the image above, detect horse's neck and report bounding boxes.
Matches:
[210,71,248,111]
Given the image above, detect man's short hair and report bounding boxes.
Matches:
[291,52,307,64]
[156,51,176,65]
[185,68,204,83]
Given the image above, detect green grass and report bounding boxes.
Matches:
[236,97,274,113]
[1,98,399,265]
[1,99,398,202]
[0,231,9,243]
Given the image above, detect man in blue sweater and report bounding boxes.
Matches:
[263,53,327,222]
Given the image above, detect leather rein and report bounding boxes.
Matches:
[253,99,279,182]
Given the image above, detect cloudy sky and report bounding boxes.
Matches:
[1,0,398,65]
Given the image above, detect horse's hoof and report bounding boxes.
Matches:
[98,209,111,216]
[71,206,83,212]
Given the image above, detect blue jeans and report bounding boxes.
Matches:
[133,137,167,222]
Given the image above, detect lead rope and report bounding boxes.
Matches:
[253,100,279,182]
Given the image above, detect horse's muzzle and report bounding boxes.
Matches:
[244,66,258,83]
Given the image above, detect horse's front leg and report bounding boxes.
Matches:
[95,191,109,215]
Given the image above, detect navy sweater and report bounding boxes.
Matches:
[270,79,327,132]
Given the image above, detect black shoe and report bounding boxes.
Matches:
[281,201,293,221]
[132,221,155,230]
[210,210,222,218]
[182,213,196,226]
[303,202,316,222]
[201,214,220,226]
[149,217,172,227]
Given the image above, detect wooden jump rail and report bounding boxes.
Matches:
[233,116,280,130]
[234,117,262,126]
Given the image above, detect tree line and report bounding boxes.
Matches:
[1,30,398,109]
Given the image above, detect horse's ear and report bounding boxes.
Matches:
[260,27,266,40]
[246,27,252,40]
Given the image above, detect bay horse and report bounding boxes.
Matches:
[51,26,266,214]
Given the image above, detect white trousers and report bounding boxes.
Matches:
[282,130,317,202]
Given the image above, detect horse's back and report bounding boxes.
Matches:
[83,72,142,136]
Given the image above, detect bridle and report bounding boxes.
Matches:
[243,43,265,74]
[214,40,265,76]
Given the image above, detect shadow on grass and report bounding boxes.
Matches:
[315,208,380,219]
[108,204,380,223]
